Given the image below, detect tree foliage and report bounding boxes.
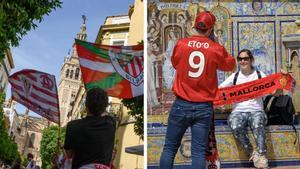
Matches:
[0,0,62,59]
[40,126,65,169]
[122,95,143,140]
[0,92,20,164]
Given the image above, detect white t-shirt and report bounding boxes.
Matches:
[219,70,266,113]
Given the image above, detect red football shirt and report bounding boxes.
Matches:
[171,35,236,102]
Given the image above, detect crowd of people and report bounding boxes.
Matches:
[0,153,40,169]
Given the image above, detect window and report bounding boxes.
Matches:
[66,69,69,78]
[67,111,72,118]
[70,70,74,79]
[71,91,76,99]
[111,16,129,24]
[28,133,35,148]
[112,41,125,46]
[75,68,80,80]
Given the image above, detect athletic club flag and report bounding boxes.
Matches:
[8,69,59,123]
[75,39,144,98]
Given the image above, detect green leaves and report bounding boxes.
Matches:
[122,95,144,140]
[0,0,62,59]
[0,92,20,164]
[40,126,65,169]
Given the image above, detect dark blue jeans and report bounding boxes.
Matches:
[160,97,213,169]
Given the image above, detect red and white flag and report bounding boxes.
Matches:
[8,69,60,124]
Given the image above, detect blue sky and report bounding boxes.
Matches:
[8,0,134,116]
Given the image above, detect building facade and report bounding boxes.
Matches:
[127,0,144,45]
[0,49,14,92]
[18,113,47,167]
[95,15,130,45]
[3,100,47,167]
[115,0,144,168]
[3,99,19,140]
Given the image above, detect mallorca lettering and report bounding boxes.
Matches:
[229,81,275,98]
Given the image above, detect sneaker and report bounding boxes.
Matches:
[254,155,269,168]
[249,151,269,168]
[249,150,259,162]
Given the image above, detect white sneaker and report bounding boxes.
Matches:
[249,151,269,168]
[249,150,259,162]
[254,155,269,168]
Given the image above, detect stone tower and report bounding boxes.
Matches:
[58,16,87,126]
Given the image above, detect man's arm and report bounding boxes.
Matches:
[217,46,236,71]
[171,42,180,69]
[219,73,235,88]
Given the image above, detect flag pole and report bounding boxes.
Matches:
[58,114,61,154]
[53,75,61,154]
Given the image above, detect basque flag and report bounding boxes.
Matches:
[75,39,144,98]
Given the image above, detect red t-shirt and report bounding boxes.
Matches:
[171,35,236,102]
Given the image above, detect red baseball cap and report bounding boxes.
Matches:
[194,11,216,30]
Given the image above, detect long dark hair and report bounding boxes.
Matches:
[237,49,255,69]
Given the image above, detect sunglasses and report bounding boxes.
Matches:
[237,56,250,61]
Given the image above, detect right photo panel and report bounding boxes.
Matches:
[147,0,300,169]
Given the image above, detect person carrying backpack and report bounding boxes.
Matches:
[219,49,279,169]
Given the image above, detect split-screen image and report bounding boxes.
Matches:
[0,1,300,169]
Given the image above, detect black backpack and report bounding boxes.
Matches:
[263,95,295,125]
[263,95,297,144]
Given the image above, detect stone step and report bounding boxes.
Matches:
[148,165,300,169]
[228,166,300,169]
[147,124,300,168]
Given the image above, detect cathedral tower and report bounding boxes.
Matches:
[58,16,87,126]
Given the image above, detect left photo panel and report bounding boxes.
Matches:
[0,0,144,169]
